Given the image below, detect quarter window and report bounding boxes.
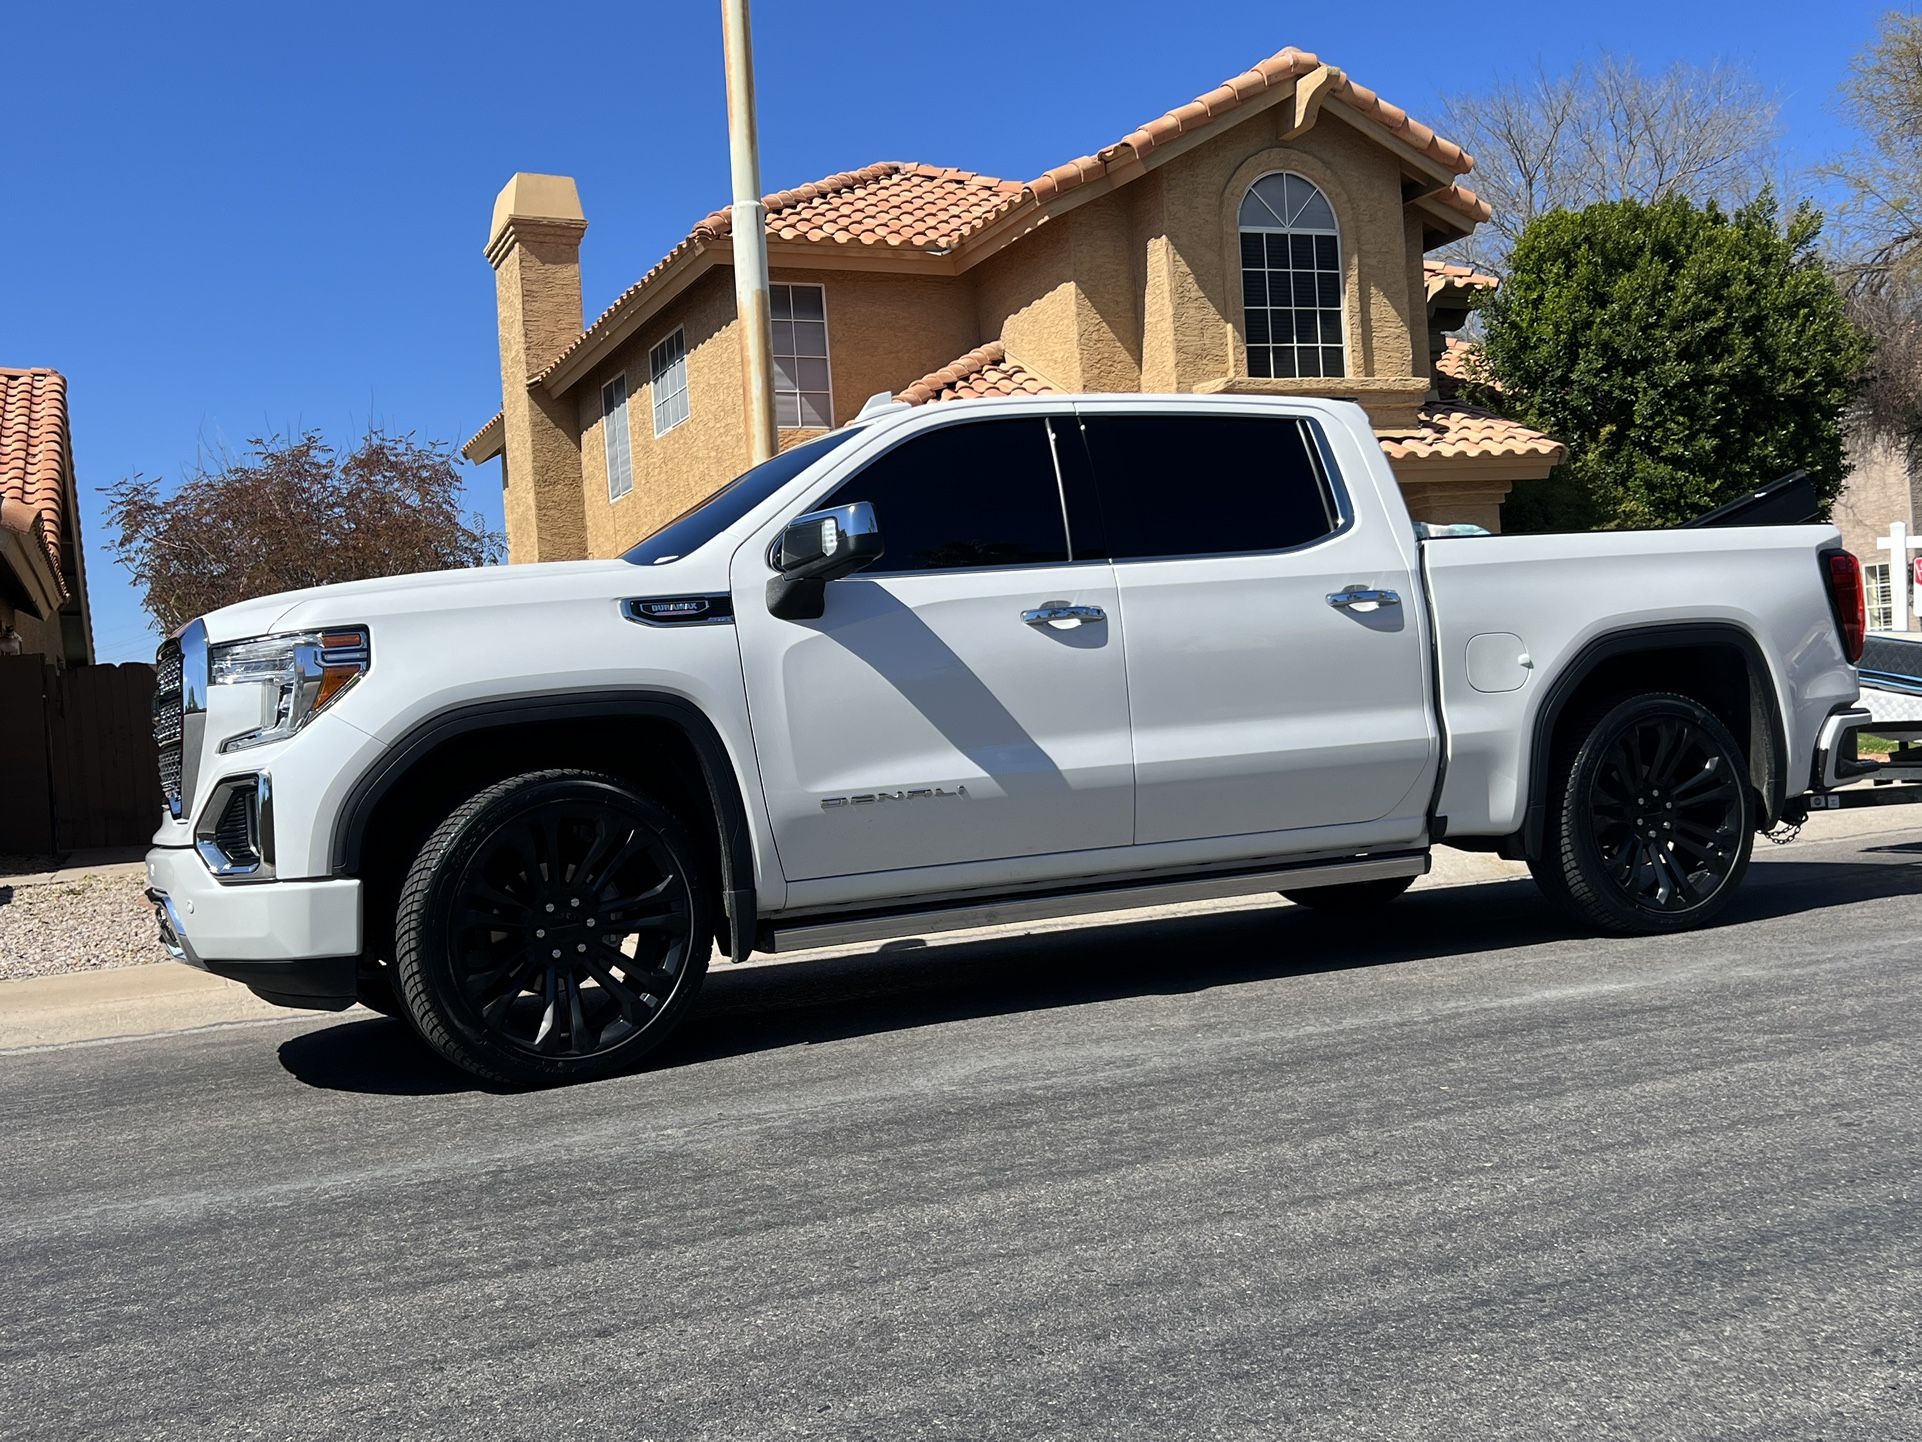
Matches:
[1078,414,1339,559]
[772,284,832,429]
[650,328,690,436]
[821,417,1070,572]
[1239,173,1345,380]
[601,374,634,501]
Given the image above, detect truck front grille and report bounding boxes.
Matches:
[153,638,184,813]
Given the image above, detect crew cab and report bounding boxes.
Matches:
[146,395,1870,1084]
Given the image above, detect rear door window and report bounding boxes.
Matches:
[820,417,1071,572]
[1077,413,1339,560]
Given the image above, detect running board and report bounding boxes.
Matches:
[759,851,1430,955]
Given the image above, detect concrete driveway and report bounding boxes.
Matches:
[2,826,1919,1440]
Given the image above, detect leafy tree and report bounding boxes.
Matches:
[104,428,504,633]
[1476,193,1867,531]
[1439,54,1780,270]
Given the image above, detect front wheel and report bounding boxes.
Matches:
[393,770,712,1085]
[1529,692,1755,935]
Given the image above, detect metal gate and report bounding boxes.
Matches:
[0,656,159,855]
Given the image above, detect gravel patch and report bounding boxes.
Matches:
[0,868,159,981]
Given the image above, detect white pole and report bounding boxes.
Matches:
[720,0,778,466]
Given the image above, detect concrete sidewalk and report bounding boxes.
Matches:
[2,805,1914,1053]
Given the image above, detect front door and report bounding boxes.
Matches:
[732,411,1134,885]
[1073,401,1438,850]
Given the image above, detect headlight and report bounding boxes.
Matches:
[208,628,370,752]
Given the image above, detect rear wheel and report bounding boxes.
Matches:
[1530,692,1754,934]
[1281,875,1415,912]
[392,769,711,1085]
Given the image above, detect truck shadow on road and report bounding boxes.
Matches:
[277,850,1921,1095]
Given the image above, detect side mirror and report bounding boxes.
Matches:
[767,502,883,620]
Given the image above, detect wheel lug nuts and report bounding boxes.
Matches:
[569,897,580,907]
[545,903,555,913]
[576,943,587,953]
[535,928,545,938]
[551,948,562,959]
[585,918,596,928]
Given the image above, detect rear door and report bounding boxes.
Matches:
[1072,400,1438,850]
[731,410,1134,886]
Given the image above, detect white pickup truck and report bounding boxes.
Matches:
[146,394,1875,1083]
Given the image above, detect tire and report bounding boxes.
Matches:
[1281,875,1415,912]
[1528,692,1755,935]
[392,769,712,1086]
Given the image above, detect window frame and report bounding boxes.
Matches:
[770,282,834,430]
[649,327,690,437]
[1865,560,1895,632]
[807,411,1088,578]
[1236,170,1349,382]
[601,372,634,502]
[1074,409,1352,566]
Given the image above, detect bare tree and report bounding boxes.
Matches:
[1821,13,1922,450]
[1439,54,1781,268]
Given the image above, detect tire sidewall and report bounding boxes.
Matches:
[398,772,712,1085]
[1564,694,1755,931]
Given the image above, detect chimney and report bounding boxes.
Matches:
[487,173,590,563]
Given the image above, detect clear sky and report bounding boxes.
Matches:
[6,0,1889,663]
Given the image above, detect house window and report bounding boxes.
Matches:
[771,283,832,428]
[650,328,690,436]
[1239,173,1346,380]
[1866,561,1894,631]
[602,374,634,501]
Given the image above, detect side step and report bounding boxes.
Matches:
[759,851,1430,955]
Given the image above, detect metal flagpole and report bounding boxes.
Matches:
[720,0,778,465]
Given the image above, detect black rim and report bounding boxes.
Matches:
[1586,713,1744,912]
[447,799,694,1060]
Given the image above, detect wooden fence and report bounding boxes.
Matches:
[0,656,159,856]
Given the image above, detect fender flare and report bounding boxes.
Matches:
[330,690,758,962]
[1520,622,1788,859]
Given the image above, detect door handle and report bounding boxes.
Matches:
[1023,601,1107,626]
[1325,587,1401,609]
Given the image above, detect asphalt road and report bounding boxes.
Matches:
[3,830,1920,1441]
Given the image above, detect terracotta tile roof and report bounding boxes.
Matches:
[462,409,504,464]
[894,342,1056,405]
[1423,260,1500,302]
[1433,336,1485,384]
[533,163,1027,386]
[1030,47,1474,203]
[1380,403,1563,464]
[0,367,70,592]
[1426,182,1493,225]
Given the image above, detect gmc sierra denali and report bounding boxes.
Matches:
[146,394,1874,1083]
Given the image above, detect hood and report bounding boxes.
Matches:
[196,553,727,644]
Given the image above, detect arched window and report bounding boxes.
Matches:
[1239,173,1345,379]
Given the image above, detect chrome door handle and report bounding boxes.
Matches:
[1326,587,1401,608]
[1022,601,1107,626]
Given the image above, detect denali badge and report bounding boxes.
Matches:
[822,784,970,810]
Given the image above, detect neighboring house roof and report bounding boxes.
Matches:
[0,367,70,596]
[1422,260,1499,302]
[1434,335,1485,385]
[894,342,1056,405]
[519,46,1486,399]
[1380,404,1563,465]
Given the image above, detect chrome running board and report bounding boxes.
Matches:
[759,851,1430,954]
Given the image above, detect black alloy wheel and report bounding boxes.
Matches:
[393,770,710,1085]
[1531,692,1755,934]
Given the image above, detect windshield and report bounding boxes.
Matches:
[621,431,861,566]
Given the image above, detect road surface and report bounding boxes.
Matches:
[3,829,1919,1440]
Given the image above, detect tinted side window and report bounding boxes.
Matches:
[823,418,1069,572]
[1079,414,1339,559]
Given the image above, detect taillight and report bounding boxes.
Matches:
[1823,548,1866,665]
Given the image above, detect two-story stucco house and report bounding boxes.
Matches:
[464,45,1564,560]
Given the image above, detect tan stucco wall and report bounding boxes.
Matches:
[575,267,980,551]
[494,227,587,564]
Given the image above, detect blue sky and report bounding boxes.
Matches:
[6,0,1888,662]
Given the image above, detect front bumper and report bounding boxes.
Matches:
[144,845,363,1009]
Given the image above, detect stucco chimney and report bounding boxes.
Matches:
[487,173,589,563]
